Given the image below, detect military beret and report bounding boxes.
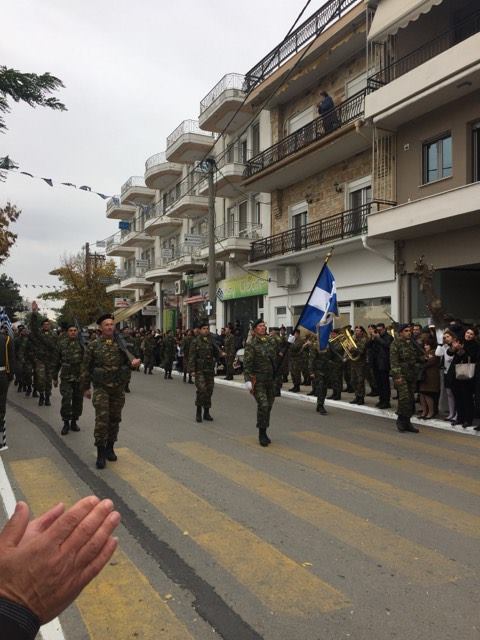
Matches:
[97,313,115,325]
[66,323,77,330]
[252,319,265,329]
[398,323,410,333]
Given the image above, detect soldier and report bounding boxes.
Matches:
[53,324,84,436]
[29,301,57,407]
[188,322,220,423]
[223,326,236,381]
[309,332,329,415]
[14,326,28,394]
[390,324,423,433]
[349,326,368,405]
[182,330,194,383]
[268,327,286,397]
[141,331,156,375]
[0,327,15,451]
[327,329,344,400]
[162,330,176,379]
[244,319,277,447]
[24,333,35,397]
[121,328,136,393]
[289,329,304,392]
[81,313,141,469]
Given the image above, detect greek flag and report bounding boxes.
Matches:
[0,308,14,339]
[297,264,338,349]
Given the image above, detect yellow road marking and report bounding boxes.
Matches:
[421,428,480,450]
[10,458,193,640]
[296,431,480,496]
[355,428,480,467]
[236,436,480,539]
[169,442,464,585]
[113,448,348,615]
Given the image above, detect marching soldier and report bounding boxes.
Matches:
[53,324,84,436]
[327,329,344,400]
[349,326,368,405]
[268,327,286,397]
[141,331,156,375]
[309,333,330,414]
[390,324,423,433]
[182,330,194,383]
[244,319,277,447]
[81,313,141,469]
[29,301,57,406]
[289,329,304,392]
[162,330,176,379]
[14,326,28,394]
[188,322,220,423]
[223,326,236,381]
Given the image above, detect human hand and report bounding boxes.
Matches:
[84,390,92,400]
[0,497,120,624]
[131,358,141,369]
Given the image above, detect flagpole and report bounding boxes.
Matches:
[293,246,335,333]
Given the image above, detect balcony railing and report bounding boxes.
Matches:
[200,73,245,114]
[106,196,121,210]
[217,143,252,168]
[368,7,480,90]
[147,257,171,270]
[214,220,262,242]
[167,243,204,263]
[121,176,147,195]
[166,119,216,149]
[145,152,167,171]
[106,229,130,250]
[244,90,366,179]
[123,266,148,279]
[243,0,361,94]
[249,201,393,262]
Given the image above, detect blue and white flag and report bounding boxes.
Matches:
[297,264,338,349]
[0,308,14,339]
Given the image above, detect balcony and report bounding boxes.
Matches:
[166,243,206,273]
[165,120,217,164]
[165,181,209,220]
[144,203,182,236]
[105,231,136,258]
[200,220,262,260]
[120,176,156,205]
[144,152,182,190]
[249,201,392,264]
[106,280,134,295]
[120,267,151,290]
[199,73,251,133]
[243,91,368,192]
[121,229,154,249]
[145,257,182,283]
[105,197,136,220]
[365,8,480,128]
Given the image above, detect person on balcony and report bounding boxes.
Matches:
[317,91,339,134]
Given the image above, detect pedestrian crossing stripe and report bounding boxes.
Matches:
[9,457,194,640]
[168,441,467,585]
[113,447,349,616]
[296,431,480,497]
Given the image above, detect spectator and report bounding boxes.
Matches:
[436,330,457,422]
[418,341,441,419]
[450,336,477,428]
[317,90,339,134]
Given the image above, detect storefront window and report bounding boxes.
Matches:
[353,298,391,327]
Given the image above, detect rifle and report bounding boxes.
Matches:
[114,330,136,364]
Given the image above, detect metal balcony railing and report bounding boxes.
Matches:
[167,243,204,263]
[147,257,171,271]
[249,201,394,262]
[124,266,148,279]
[244,90,366,179]
[217,144,252,168]
[368,7,480,90]
[106,229,130,250]
[166,119,216,149]
[121,176,147,195]
[145,152,167,171]
[106,196,121,210]
[214,220,262,242]
[200,73,245,114]
[243,0,361,94]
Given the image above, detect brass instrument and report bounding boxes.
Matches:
[383,311,398,338]
[329,327,360,361]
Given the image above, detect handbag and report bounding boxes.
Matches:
[455,357,476,381]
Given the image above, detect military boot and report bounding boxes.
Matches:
[125,383,130,393]
[203,408,213,421]
[44,393,51,406]
[316,404,327,415]
[61,420,69,435]
[396,415,407,432]
[289,385,300,393]
[188,375,193,384]
[164,371,168,379]
[105,441,117,462]
[17,383,23,393]
[258,428,270,447]
[70,419,80,432]
[25,385,32,397]
[96,446,106,469]
[38,393,45,406]
[196,406,202,423]
[32,389,39,398]
[183,372,187,383]
[405,418,419,433]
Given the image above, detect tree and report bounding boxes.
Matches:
[0,273,24,320]
[0,202,21,265]
[40,252,116,325]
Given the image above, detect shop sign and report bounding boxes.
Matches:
[184,234,204,246]
[135,259,149,268]
[114,297,131,308]
[141,305,158,316]
[217,271,268,301]
[161,248,173,259]
[118,221,130,230]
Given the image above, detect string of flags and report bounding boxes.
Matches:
[0,156,112,200]
[19,284,63,290]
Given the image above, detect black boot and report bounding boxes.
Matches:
[405,418,419,433]
[396,416,407,432]
[44,393,51,406]
[349,397,358,405]
[125,383,130,393]
[148,369,153,375]
[316,404,327,415]
[258,428,270,447]
[32,389,39,398]
[183,373,187,383]
[168,373,173,379]
[289,385,300,393]
[356,397,364,406]
[105,441,117,462]
[196,406,202,423]
[164,371,168,379]
[70,419,80,432]
[96,446,106,469]
[38,393,45,406]
[17,384,23,393]
[188,375,194,384]
[203,408,213,421]
[61,420,70,435]
[25,385,32,397]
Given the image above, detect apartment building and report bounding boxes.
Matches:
[366,0,480,324]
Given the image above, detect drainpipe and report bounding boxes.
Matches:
[361,234,394,263]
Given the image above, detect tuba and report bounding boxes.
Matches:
[329,327,360,361]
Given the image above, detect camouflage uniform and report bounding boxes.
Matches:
[268,333,285,396]
[224,333,236,380]
[309,339,330,410]
[390,337,423,421]
[289,336,305,389]
[29,311,57,397]
[162,334,176,377]
[142,335,156,374]
[301,341,311,386]
[188,334,219,409]
[133,334,142,359]
[54,337,84,422]
[328,340,344,399]
[81,337,131,447]
[182,334,193,382]
[14,333,29,392]
[350,335,368,401]
[244,335,276,430]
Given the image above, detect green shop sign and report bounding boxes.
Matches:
[217,271,268,301]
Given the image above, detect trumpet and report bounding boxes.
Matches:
[329,327,360,361]
[383,311,399,338]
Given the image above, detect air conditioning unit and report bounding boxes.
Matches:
[276,266,298,288]
[174,279,186,295]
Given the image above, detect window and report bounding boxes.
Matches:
[287,107,315,134]
[252,122,260,156]
[473,122,480,183]
[423,135,452,184]
[254,199,261,225]
[346,177,371,234]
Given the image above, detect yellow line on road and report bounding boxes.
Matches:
[421,428,480,450]
[296,431,480,496]
[10,458,193,640]
[169,442,464,585]
[113,448,348,615]
[355,428,480,467]
[236,436,480,539]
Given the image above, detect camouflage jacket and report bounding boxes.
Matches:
[244,335,276,383]
[54,338,84,382]
[182,335,193,359]
[81,337,131,390]
[188,335,219,373]
[163,335,176,360]
[14,335,29,364]
[390,338,423,381]
[142,335,156,356]
[289,337,305,362]
[353,335,368,364]
[29,312,57,362]
[309,341,331,374]
[224,334,236,357]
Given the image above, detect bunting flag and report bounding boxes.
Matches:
[0,308,14,338]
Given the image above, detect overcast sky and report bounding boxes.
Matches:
[0,0,315,313]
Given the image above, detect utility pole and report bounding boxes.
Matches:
[85,242,91,287]
[206,158,216,333]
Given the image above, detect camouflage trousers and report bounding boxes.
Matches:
[21,361,33,389]
[312,371,327,407]
[59,379,83,421]
[33,359,53,394]
[395,377,416,418]
[143,354,155,372]
[253,381,275,429]
[225,356,235,379]
[290,360,302,387]
[328,364,343,395]
[350,362,366,399]
[366,364,378,394]
[163,356,174,374]
[195,371,214,408]
[92,385,125,447]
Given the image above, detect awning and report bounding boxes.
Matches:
[185,294,206,305]
[113,296,156,323]
[368,0,444,42]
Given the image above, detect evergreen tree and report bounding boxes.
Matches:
[0,273,24,320]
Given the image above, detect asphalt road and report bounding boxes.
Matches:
[2,371,480,640]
